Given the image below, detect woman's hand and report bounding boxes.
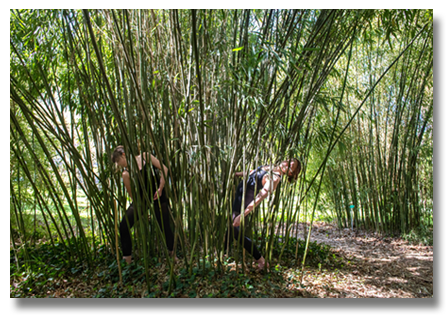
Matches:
[154,186,163,200]
[233,214,241,227]
[148,153,168,200]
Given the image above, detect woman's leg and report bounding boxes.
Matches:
[153,201,174,252]
[231,212,262,260]
[119,204,136,258]
[226,185,264,262]
[225,182,243,255]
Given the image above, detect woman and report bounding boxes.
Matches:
[227,158,301,270]
[112,146,176,264]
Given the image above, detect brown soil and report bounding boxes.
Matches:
[286,222,433,298]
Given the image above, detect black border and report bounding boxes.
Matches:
[9,296,445,315]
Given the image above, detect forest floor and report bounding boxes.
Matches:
[10,222,433,298]
[286,222,433,298]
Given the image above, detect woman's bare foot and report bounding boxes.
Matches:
[123,255,132,265]
[169,251,179,263]
[256,256,269,271]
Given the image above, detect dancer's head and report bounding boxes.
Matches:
[279,158,301,183]
[111,145,127,168]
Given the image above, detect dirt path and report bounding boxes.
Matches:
[288,222,433,298]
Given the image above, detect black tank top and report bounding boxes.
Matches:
[247,166,268,194]
[132,159,168,204]
[232,165,281,214]
[248,166,281,193]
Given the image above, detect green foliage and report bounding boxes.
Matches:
[11,235,338,298]
[10,9,432,296]
[401,222,433,246]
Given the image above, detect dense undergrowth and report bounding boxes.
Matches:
[11,209,432,298]
[10,235,342,298]
[401,225,433,246]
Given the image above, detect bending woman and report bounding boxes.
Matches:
[112,146,175,264]
[227,158,301,270]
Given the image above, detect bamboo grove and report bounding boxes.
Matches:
[10,9,433,286]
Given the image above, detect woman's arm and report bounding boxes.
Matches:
[245,176,280,216]
[145,153,168,200]
[234,170,255,177]
[233,174,281,226]
[122,170,133,202]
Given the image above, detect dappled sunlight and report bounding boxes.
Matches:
[10,9,432,298]
[273,222,433,298]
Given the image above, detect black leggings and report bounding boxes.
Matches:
[225,188,262,260]
[119,201,174,257]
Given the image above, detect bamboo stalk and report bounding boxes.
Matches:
[113,200,123,285]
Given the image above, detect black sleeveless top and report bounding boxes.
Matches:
[132,159,168,204]
[232,166,281,214]
[247,166,269,194]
